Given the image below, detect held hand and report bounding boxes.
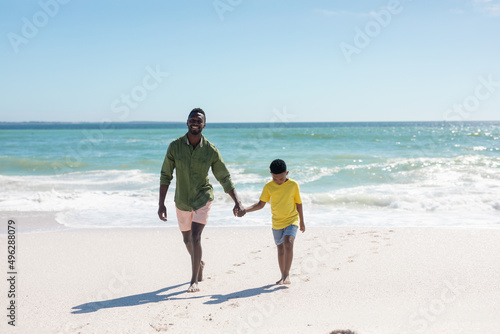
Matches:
[233,202,245,217]
[158,204,167,221]
[237,208,246,217]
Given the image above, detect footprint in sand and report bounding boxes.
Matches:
[58,323,89,333]
[149,321,172,332]
[233,262,245,267]
[172,305,190,319]
[347,254,359,263]
[226,270,235,274]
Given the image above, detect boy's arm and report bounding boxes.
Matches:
[296,203,305,232]
[240,200,266,216]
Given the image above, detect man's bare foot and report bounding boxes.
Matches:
[276,278,284,285]
[198,261,205,281]
[187,283,199,293]
[283,275,291,284]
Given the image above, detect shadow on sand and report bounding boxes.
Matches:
[72,283,285,314]
[72,282,193,314]
[203,284,286,305]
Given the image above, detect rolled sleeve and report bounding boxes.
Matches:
[160,143,175,185]
[211,149,234,193]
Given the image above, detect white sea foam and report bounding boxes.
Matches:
[1,152,499,230]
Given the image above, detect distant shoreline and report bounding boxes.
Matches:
[1,120,499,130]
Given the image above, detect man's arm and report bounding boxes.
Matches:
[158,184,169,221]
[227,188,244,217]
[211,149,243,216]
[296,203,305,232]
[159,143,175,221]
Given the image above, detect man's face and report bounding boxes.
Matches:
[187,112,206,135]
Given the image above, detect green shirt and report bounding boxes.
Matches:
[160,133,235,211]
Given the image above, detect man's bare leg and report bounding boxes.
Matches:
[199,260,205,281]
[182,222,205,292]
[182,233,205,282]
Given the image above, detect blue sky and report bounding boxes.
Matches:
[1,0,499,122]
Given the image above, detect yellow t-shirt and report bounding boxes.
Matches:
[259,178,302,230]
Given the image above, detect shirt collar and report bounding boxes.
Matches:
[185,133,204,147]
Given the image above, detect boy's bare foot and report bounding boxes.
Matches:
[187,283,199,293]
[198,261,205,281]
[283,275,291,284]
[276,278,284,285]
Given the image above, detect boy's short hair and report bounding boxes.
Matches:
[270,159,287,174]
[188,108,206,122]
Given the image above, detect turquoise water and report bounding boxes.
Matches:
[1,122,499,229]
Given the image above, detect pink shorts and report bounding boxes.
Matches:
[175,201,212,231]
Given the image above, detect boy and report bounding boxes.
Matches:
[240,159,305,285]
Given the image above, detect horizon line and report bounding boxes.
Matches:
[1,120,499,124]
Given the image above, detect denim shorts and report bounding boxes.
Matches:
[272,224,298,245]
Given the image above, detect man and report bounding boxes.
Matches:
[158,108,244,293]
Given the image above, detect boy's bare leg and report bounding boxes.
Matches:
[276,243,285,284]
[182,222,205,292]
[281,235,295,284]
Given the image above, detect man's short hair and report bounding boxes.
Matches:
[270,159,287,174]
[188,108,206,122]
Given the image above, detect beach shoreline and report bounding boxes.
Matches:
[1,212,500,333]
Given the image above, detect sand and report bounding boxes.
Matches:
[1,211,500,334]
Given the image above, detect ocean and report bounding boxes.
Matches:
[1,121,499,230]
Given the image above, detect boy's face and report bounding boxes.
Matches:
[271,171,289,185]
